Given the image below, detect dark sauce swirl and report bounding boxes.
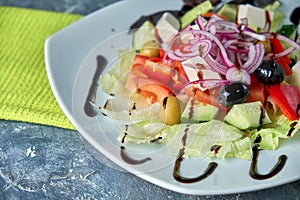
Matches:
[172,125,218,183]
[120,146,151,165]
[287,121,298,137]
[249,145,287,180]
[173,148,218,183]
[259,105,266,126]
[84,55,107,117]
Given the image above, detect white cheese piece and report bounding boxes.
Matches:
[291,61,300,88]
[156,12,180,43]
[237,4,274,31]
[182,56,221,91]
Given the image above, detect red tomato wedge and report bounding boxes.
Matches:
[247,76,266,104]
[142,59,172,84]
[184,86,225,109]
[267,84,300,120]
[139,83,173,103]
[126,53,191,103]
[125,72,173,103]
[132,54,148,69]
[132,54,163,68]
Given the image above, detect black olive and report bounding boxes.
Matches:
[254,60,285,85]
[290,7,300,26]
[218,82,250,108]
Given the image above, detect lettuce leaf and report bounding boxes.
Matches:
[99,49,136,95]
[249,113,300,150]
[119,119,253,160]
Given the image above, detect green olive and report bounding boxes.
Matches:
[140,40,160,57]
[159,96,181,125]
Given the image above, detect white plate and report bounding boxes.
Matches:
[45,0,300,195]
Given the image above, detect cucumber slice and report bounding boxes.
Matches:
[132,21,158,50]
[217,3,237,22]
[180,0,212,28]
[181,98,218,123]
[224,101,272,130]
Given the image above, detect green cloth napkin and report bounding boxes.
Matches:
[0,7,83,130]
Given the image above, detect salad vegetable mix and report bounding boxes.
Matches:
[98,1,300,170]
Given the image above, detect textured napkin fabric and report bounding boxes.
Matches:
[0,7,82,130]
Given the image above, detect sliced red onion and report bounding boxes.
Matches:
[205,18,216,32]
[195,15,207,31]
[266,33,300,52]
[161,43,187,61]
[225,67,251,84]
[174,48,199,58]
[276,34,300,51]
[242,43,265,73]
[263,22,270,33]
[215,20,239,31]
[224,39,251,54]
[264,46,296,60]
[236,53,243,67]
[194,39,212,57]
[204,55,228,75]
[161,15,295,82]
[241,30,266,41]
[188,29,235,68]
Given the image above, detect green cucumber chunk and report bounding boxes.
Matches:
[181,98,218,123]
[224,101,272,130]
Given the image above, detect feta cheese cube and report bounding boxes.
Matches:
[156,12,180,42]
[237,4,274,31]
[182,56,221,91]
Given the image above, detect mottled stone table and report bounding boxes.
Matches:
[1,0,300,199]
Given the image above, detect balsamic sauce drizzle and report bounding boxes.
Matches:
[188,99,195,121]
[172,125,218,183]
[120,125,151,165]
[120,146,151,165]
[249,145,287,180]
[84,55,107,117]
[150,137,163,143]
[173,150,218,183]
[121,125,129,143]
[254,134,262,144]
[162,97,168,110]
[287,122,298,137]
[259,106,265,126]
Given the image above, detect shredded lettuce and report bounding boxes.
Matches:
[248,113,300,150]
[99,49,136,95]
[99,101,160,121]
[119,119,252,160]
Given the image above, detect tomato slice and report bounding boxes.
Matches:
[127,53,189,102]
[132,54,148,69]
[267,84,300,120]
[139,83,173,103]
[247,75,266,104]
[142,59,172,84]
[184,86,225,109]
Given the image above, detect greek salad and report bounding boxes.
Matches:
[98,1,300,161]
